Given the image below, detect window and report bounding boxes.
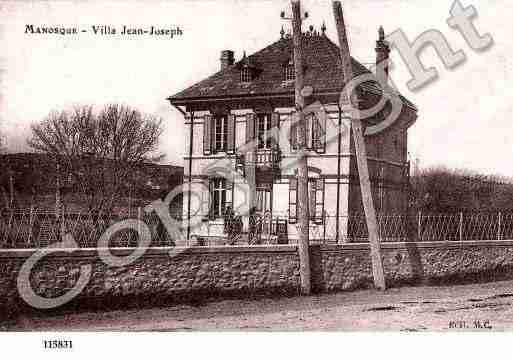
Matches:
[204,114,235,155]
[256,114,273,149]
[311,113,325,151]
[256,187,272,214]
[285,61,295,81]
[202,177,232,220]
[289,113,325,152]
[248,112,279,150]
[214,115,228,153]
[241,67,252,82]
[288,177,325,224]
[211,178,227,218]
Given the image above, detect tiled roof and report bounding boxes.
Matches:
[168,33,416,110]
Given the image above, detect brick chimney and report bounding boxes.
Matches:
[375,26,390,86]
[220,50,234,71]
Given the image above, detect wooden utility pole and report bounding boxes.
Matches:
[8,167,14,209]
[332,0,386,290]
[291,0,311,295]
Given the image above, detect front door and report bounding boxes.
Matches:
[255,187,272,215]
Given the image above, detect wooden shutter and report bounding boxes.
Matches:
[271,112,280,149]
[312,115,319,150]
[203,115,212,155]
[288,178,297,223]
[225,178,233,213]
[314,114,327,153]
[309,180,316,219]
[289,116,298,151]
[246,113,255,144]
[227,114,236,154]
[315,178,325,223]
[201,179,212,220]
[305,115,313,150]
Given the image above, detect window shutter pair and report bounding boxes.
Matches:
[290,114,313,152]
[246,112,279,147]
[204,114,236,154]
[289,114,326,153]
[288,177,325,224]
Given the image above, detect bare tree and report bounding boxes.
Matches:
[28,104,164,212]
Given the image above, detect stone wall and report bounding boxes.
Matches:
[0,246,300,319]
[311,241,513,292]
[3,240,513,319]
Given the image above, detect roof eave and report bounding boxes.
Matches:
[168,88,417,111]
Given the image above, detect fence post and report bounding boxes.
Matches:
[322,213,327,245]
[60,205,66,241]
[138,207,141,245]
[28,206,34,246]
[417,211,421,241]
[459,212,463,241]
[377,213,382,240]
[498,211,502,240]
[8,209,13,247]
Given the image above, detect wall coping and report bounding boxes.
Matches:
[0,245,298,259]
[318,240,513,251]
[1,240,512,259]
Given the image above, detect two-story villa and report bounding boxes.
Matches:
[168,24,417,245]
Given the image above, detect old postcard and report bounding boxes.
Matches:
[0,0,512,353]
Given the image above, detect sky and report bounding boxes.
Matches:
[0,0,512,177]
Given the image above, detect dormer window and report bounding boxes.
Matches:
[284,60,295,81]
[241,66,252,83]
[239,51,259,83]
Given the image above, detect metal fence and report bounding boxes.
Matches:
[0,208,181,249]
[309,212,513,243]
[2,209,513,249]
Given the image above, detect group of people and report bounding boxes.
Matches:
[223,206,263,245]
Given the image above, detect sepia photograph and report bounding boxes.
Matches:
[0,0,513,355]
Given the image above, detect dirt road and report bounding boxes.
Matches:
[6,280,513,331]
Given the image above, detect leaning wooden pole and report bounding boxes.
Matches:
[291,0,311,295]
[332,0,386,290]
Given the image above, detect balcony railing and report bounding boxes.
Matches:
[236,148,280,175]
